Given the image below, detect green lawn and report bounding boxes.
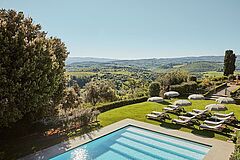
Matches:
[99,99,240,141]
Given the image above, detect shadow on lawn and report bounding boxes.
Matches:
[160,101,172,105]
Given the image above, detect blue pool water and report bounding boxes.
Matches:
[50,126,211,160]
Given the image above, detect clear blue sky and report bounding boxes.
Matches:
[1,0,240,59]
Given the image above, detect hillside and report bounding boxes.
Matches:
[66,57,116,64]
[179,61,223,72]
[66,55,240,72]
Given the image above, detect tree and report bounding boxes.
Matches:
[224,50,236,76]
[85,81,99,106]
[85,80,116,106]
[61,87,82,113]
[0,10,68,127]
[157,70,189,86]
[149,82,160,97]
[98,80,117,102]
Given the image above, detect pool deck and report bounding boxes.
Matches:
[20,118,234,160]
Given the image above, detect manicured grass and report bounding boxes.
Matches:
[99,99,240,141]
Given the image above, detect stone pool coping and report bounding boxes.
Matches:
[20,118,234,160]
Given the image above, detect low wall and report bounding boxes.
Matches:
[204,83,227,97]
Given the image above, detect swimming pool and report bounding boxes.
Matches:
[50,125,211,160]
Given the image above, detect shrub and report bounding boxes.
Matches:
[149,82,160,97]
[188,75,197,82]
[170,81,198,95]
[97,97,148,112]
[229,144,240,160]
[157,70,189,86]
[211,76,227,81]
[229,74,236,81]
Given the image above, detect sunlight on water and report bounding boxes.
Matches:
[71,147,89,160]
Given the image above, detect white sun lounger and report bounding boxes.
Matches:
[168,105,179,108]
[204,120,225,125]
[163,105,182,112]
[192,109,208,113]
[200,124,226,132]
[211,116,232,121]
[146,112,170,121]
[151,111,164,115]
[172,115,196,125]
[213,112,234,117]
[187,109,208,118]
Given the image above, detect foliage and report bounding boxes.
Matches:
[188,75,197,82]
[60,87,82,113]
[201,78,213,87]
[224,50,236,76]
[229,74,236,81]
[149,82,160,97]
[66,67,153,100]
[0,10,68,128]
[60,107,97,127]
[170,81,198,95]
[85,80,116,106]
[157,70,189,86]
[97,96,148,112]
[180,61,223,72]
[210,76,227,81]
[229,145,240,160]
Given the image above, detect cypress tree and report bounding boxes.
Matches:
[223,50,236,76]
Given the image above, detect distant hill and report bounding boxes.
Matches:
[179,61,223,72]
[66,55,240,71]
[66,57,116,64]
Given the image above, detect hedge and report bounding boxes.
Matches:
[204,83,227,97]
[170,81,198,95]
[97,96,148,113]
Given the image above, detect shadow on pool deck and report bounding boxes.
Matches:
[159,121,233,139]
[159,121,182,130]
[1,123,101,160]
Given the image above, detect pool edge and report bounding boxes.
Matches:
[19,118,234,160]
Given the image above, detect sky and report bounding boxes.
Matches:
[1,0,240,59]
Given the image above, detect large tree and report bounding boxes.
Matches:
[224,50,236,76]
[85,80,116,106]
[0,10,68,127]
